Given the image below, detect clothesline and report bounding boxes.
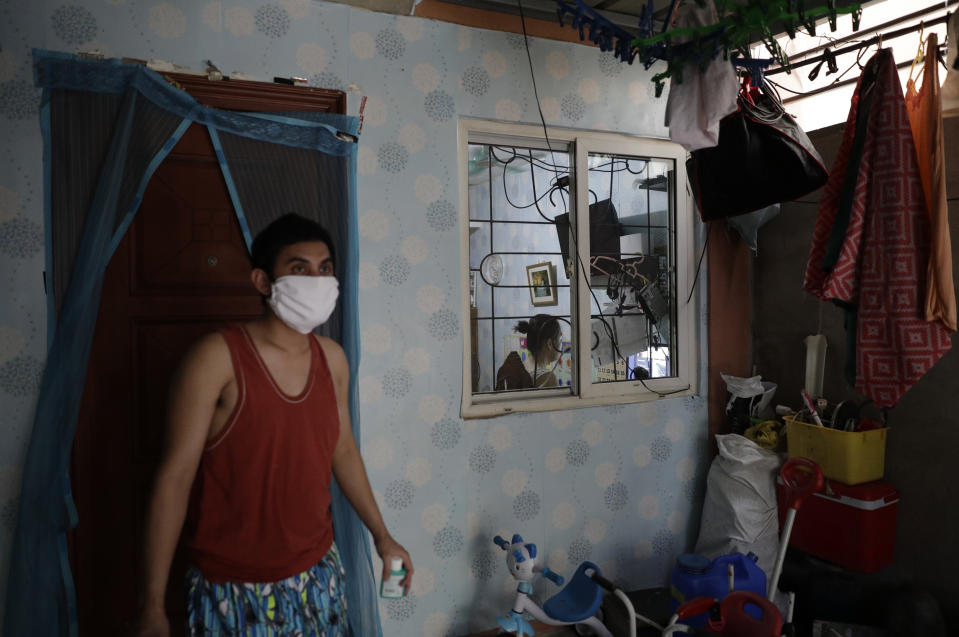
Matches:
[767,10,952,77]
[781,1,957,64]
[778,47,947,104]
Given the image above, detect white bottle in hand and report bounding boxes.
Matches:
[380,557,406,598]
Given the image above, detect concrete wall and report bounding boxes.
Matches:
[753,120,959,624]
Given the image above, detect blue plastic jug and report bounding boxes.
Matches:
[669,552,767,628]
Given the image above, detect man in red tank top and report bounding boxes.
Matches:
[136,214,412,636]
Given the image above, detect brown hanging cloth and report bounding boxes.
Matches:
[905,32,958,332]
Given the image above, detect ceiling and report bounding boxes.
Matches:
[330,0,679,30]
[432,0,674,30]
[328,0,871,38]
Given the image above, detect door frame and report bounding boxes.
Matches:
[66,72,346,634]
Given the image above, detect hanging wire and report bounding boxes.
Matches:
[685,230,710,306]
[512,0,689,396]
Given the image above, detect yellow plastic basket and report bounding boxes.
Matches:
[785,417,887,485]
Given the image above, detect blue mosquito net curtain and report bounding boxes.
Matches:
[3,49,380,637]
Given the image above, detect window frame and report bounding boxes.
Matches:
[458,118,699,418]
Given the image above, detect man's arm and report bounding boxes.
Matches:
[136,333,233,636]
[320,337,414,592]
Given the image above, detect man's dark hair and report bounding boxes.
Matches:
[250,213,336,278]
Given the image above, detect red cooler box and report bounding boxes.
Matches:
[776,478,898,573]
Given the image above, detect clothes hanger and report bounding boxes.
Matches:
[588,255,618,278]
[907,21,926,86]
[854,42,869,70]
[589,255,649,283]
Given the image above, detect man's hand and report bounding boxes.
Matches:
[374,534,414,594]
[134,606,170,637]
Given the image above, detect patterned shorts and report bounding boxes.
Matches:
[185,544,350,636]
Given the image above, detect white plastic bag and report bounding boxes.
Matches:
[721,373,777,420]
[664,0,739,151]
[720,373,764,411]
[694,434,782,579]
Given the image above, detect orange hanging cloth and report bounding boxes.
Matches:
[905,32,958,332]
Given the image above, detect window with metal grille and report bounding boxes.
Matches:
[460,120,698,418]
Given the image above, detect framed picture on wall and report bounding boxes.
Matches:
[526,262,558,307]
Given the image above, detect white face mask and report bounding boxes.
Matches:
[267,275,339,334]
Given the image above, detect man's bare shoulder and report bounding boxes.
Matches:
[313,335,348,380]
[178,331,233,381]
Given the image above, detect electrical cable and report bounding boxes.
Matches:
[487,146,647,212]
[496,167,568,211]
[526,148,572,222]
[490,145,565,172]
[488,145,647,175]
[685,228,709,305]
[515,0,689,397]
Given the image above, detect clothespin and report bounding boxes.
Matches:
[808,47,838,81]
[797,0,818,37]
[824,47,838,75]
[638,0,655,38]
[808,56,825,81]
[740,73,758,106]
[660,0,681,35]
[654,77,666,98]
[783,16,797,39]
[555,0,578,29]
[827,0,838,32]
[752,68,765,93]
[851,6,863,31]
[765,34,788,67]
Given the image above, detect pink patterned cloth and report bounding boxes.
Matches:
[803,49,952,408]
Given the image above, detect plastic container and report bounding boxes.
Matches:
[785,417,887,485]
[777,477,899,573]
[380,557,407,598]
[669,552,766,628]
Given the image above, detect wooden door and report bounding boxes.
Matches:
[68,77,345,636]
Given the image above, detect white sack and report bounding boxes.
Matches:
[694,434,782,579]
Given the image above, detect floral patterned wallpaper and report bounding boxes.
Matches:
[0,1,710,634]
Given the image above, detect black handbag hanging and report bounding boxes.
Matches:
[686,77,829,221]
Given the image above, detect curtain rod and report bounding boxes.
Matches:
[767,10,952,77]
